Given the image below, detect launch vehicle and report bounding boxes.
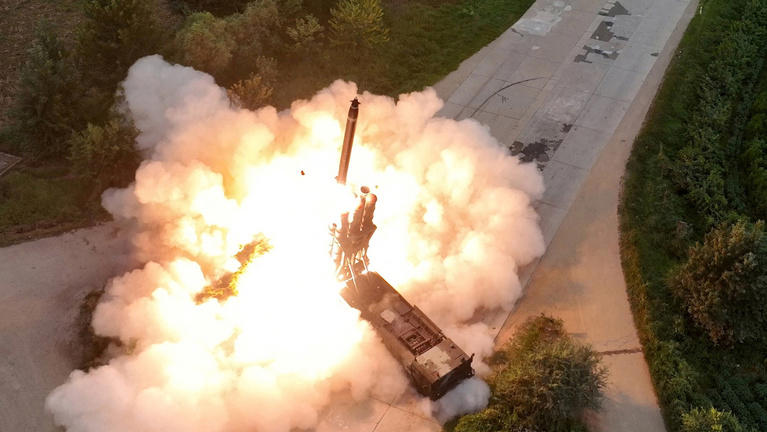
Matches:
[329,98,474,400]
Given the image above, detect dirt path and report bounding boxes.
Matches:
[0,224,132,432]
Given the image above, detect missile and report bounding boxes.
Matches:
[336,98,359,185]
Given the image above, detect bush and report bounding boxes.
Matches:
[681,407,745,432]
[456,315,606,432]
[228,68,275,110]
[670,220,767,346]
[227,55,277,109]
[68,116,140,195]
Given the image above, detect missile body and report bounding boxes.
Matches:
[336,98,359,185]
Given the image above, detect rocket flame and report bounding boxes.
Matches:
[46,55,545,432]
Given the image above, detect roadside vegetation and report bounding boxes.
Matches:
[450,315,607,432]
[619,0,767,431]
[0,0,533,246]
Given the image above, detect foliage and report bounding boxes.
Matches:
[12,26,80,158]
[4,0,536,243]
[619,0,767,430]
[174,1,281,84]
[227,56,277,110]
[181,0,251,15]
[670,220,767,346]
[0,163,96,245]
[76,0,166,88]
[681,407,745,432]
[68,115,140,195]
[286,14,324,55]
[329,0,389,61]
[670,0,767,227]
[174,11,235,77]
[455,316,606,432]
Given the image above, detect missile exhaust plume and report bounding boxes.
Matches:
[46,55,545,431]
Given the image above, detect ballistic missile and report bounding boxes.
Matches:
[336,98,359,185]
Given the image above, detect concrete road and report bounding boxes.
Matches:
[0,224,133,432]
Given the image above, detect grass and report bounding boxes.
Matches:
[274,0,534,105]
[619,0,767,430]
[0,161,107,246]
[375,0,533,95]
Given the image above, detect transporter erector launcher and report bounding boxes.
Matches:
[329,98,475,400]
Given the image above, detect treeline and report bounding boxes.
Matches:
[7,0,391,185]
[620,0,767,431]
[0,0,533,242]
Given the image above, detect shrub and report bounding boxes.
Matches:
[453,407,524,432]
[68,116,140,195]
[457,315,606,432]
[681,407,745,432]
[228,70,274,110]
[670,220,767,346]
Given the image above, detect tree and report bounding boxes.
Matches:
[681,407,745,432]
[329,0,389,61]
[228,57,277,110]
[287,14,325,56]
[174,12,235,78]
[456,315,606,432]
[670,220,767,346]
[13,26,80,158]
[76,0,166,88]
[175,1,283,84]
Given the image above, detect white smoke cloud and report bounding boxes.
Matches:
[47,55,544,431]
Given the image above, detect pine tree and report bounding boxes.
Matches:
[329,0,389,62]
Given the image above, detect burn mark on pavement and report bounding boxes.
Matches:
[575,45,619,63]
[574,1,632,64]
[599,0,630,17]
[509,137,564,168]
[591,21,628,42]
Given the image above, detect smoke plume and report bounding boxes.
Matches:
[47,55,545,431]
